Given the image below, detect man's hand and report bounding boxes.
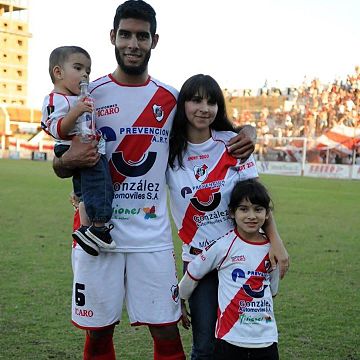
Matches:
[62,135,100,168]
[227,125,256,160]
[53,135,100,178]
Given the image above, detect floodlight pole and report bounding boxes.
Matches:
[301,137,307,176]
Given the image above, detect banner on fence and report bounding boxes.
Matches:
[257,161,302,176]
[351,165,360,180]
[304,164,351,179]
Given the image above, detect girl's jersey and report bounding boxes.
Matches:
[166,130,258,261]
[187,228,279,345]
[90,74,178,252]
[41,92,79,145]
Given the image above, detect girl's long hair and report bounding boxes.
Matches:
[168,74,235,169]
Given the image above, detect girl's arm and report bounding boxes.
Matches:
[178,272,198,330]
[179,272,199,300]
[59,99,92,137]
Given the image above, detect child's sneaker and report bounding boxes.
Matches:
[72,226,99,256]
[85,224,116,249]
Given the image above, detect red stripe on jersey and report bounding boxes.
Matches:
[217,234,238,268]
[41,93,55,137]
[109,86,176,183]
[178,151,237,244]
[49,92,54,106]
[215,253,269,339]
[72,209,80,248]
[57,117,65,139]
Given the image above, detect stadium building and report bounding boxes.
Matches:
[0,0,41,153]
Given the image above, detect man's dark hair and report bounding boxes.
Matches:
[48,46,90,84]
[113,0,157,36]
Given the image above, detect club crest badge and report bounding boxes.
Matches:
[194,164,208,182]
[152,104,164,121]
[265,260,271,271]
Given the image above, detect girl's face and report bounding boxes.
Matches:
[231,198,269,236]
[184,92,218,138]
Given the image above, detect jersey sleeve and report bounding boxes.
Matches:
[178,272,198,300]
[40,93,71,139]
[237,154,259,180]
[211,130,259,180]
[270,266,280,296]
[211,130,236,142]
[187,239,225,280]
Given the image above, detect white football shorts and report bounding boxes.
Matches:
[71,248,181,329]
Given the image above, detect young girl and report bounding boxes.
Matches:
[166,74,287,359]
[179,179,280,360]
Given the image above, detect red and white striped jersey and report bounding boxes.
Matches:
[90,74,178,252]
[166,130,258,261]
[41,92,79,144]
[187,228,279,345]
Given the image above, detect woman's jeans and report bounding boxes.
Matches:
[184,262,219,360]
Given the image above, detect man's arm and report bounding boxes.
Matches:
[227,124,257,160]
[53,135,100,178]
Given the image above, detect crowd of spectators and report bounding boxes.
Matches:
[226,66,360,164]
[229,65,360,139]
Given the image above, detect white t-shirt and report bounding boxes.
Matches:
[166,130,258,261]
[186,228,279,345]
[90,74,178,252]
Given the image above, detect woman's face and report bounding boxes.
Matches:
[184,93,218,134]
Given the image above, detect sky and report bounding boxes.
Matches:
[26,0,360,108]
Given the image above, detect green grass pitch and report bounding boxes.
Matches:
[0,159,359,359]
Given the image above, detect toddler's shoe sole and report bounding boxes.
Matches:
[85,228,116,249]
[72,229,100,256]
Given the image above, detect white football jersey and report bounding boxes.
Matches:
[187,229,279,345]
[166,130,258,261]
[41,92,80,145]
[90,75,178,252]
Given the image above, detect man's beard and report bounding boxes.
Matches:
[115,47,151,75]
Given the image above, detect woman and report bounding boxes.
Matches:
[167,74,288,360]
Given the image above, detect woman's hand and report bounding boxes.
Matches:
[269,239,290,279]
[263,211,290,279]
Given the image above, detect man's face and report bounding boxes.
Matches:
[111,18,158,76]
